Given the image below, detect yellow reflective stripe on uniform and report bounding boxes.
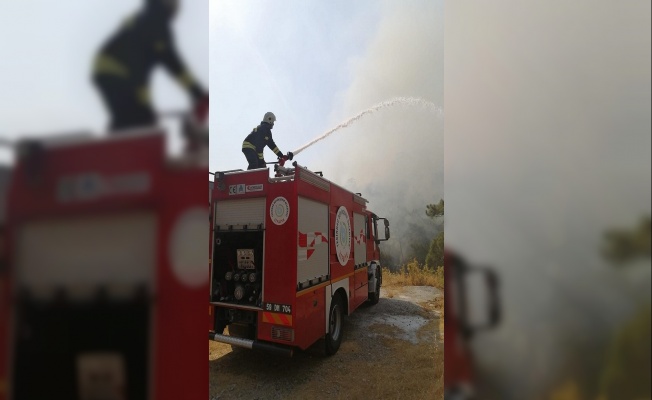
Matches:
[242,141,256,151]
[257,153,264,159]
[137,86,151,106]
[177,71,195,89]
[271,147,280,154]
[93,54,129,78]
[122,15,135,29]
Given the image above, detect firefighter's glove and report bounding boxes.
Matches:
[286,151,294,160]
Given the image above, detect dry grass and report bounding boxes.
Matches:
[210,269,445,400]
[368,320,443,400]
[418,296,444,340]
[384,259,444,289]
[211,327,444,400]
[286,328,444,400]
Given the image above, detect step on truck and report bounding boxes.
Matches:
[209,159,390,356]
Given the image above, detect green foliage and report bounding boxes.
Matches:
[601,215,651,266]
[380,250,399,272]
[547,215,652,400]
[598,304,651,400]
[424,199,445,269]
[426,199,444,219]
[410,239,431,265]
[426,231,444,269]
[598,214,652,398]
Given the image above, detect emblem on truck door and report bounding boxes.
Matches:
[334,206,351,266]
[270,196,290,225]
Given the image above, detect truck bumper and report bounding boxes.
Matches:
[209,332,294,358]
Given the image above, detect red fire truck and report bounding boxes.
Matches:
[1,123,208,399]
[444,249,501,400]
[208,159,391,357]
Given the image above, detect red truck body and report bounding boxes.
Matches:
[209,161,389,356]
[444,249,501,400]
[1,131,207,399]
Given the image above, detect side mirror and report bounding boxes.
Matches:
[460,266,501,337]
[374,217,390,242]
[486,270,500,326]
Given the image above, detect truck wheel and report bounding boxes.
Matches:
[368,273,381,305]
[325,294,344,356]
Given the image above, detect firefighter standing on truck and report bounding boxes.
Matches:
[92,0,209,133]
[242,112,293,170]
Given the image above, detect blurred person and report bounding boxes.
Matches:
[242,112,293,170]
[175,112,209,166]
[92,0,208,133]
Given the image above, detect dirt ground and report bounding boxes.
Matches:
[209,285,443,400]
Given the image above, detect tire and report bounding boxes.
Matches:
[325,294,344,356]
[368,266,381,305]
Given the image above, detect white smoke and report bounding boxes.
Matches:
[445,1,651,398]
[296,1,444,265]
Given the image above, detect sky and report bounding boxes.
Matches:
[0,0,444,253]
[0,0,208,164]
[210,0,445,262]
[210,1,383,172]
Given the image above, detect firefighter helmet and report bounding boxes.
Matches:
[263,112,276,124]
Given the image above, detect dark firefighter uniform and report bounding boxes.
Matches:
[242,122,284,170]
[92,0,207,132]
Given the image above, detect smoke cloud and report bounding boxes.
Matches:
[445,1,651,398]
[298,0,444,265]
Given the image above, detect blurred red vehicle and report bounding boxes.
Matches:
[0,120,208,400]
[444,249,501,400]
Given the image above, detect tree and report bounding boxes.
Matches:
[380,250,398,272]
[426,231,444,269]
[548,215,651,400]
[425,198,444,268]
[597,214,651,400]
[426,199,444,219]
[406,221,435,264]
[601,215,651,266]
[410,240,431,265]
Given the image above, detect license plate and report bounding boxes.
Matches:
[264,302,292,315]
